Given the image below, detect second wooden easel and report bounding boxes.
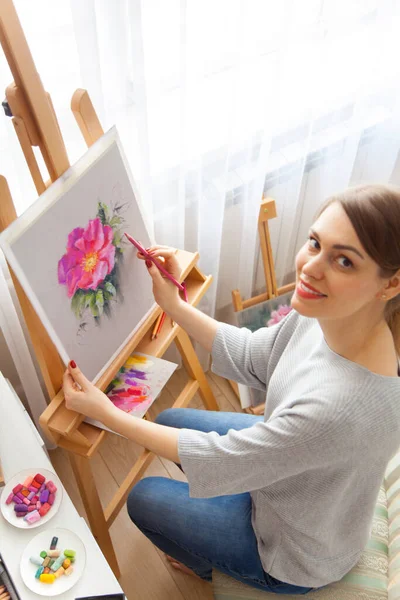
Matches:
[230,197,295,414]
[0,0,219,578]
[232,197,295,312]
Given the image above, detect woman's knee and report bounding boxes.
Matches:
[154,408,186,427]
[127,477,161,527]
[127,477,188,535]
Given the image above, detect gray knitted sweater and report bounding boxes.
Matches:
[178,310,400,587]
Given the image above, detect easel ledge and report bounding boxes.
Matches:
[0,0,219,579]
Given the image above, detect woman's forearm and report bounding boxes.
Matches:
[105,407,180,462]
[167,299,219,353]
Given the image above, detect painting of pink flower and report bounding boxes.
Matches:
[58,217,115,298]
[267,304,292,327]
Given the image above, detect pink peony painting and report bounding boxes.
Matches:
[58,202,126,321]
[236,290,294,332]
[58,218,115,298]
[266,304,292,326]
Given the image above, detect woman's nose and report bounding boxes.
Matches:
[302,255,325,280]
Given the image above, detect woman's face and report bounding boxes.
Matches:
[292,202,388,321]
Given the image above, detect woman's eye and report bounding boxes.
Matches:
[308,236,320,249]
[337,256,353,269]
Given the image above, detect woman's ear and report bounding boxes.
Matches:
[382,271,400,300]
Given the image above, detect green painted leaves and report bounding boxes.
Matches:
[104,281,116,296]
[71,288,106,319]
[71,289,87,318]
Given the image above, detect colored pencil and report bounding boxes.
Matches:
[124,233,188,301]
[155,311,167,338]
[151,312,163,340]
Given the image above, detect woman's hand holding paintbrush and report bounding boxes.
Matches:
[125,235,187,296]
[132,240,219,353]
[134,243,184,314]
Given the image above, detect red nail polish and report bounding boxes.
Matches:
[146,260,152,268]
[70,360,77,369]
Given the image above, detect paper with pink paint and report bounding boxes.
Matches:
[0,127,156,383]
[87,352,178,432]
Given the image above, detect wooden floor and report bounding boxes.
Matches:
[49,369,242,600]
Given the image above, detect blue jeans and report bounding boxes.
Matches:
[127,408,315,594]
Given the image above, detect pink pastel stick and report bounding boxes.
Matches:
[24,509,41,524]
[124,233,188,302]
[5,492,14,505]
[39,502,50,517]
[23,476,33,488]
[33,473,45,485]
[46,481,57,494]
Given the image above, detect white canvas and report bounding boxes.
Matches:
[0,127,156,383]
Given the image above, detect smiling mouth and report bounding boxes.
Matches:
[298,280,327,297]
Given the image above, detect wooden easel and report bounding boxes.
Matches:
[232,197,295,312]
[0,0,218,578]
[230,197,295,414]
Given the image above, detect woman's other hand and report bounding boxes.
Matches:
[63,361,115,424]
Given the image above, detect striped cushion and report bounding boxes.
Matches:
[386,449,400,600]
[213,487,389,600]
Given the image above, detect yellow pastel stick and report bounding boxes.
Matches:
[126,354,148,365]
[39,573,55,583]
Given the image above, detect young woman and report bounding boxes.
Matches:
[63,184,400,594]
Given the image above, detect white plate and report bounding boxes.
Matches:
[20,527,86,596]
[0,468,63,529]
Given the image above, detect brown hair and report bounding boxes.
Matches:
[317,184,400,353]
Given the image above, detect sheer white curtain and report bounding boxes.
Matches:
[2,0,400,347]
